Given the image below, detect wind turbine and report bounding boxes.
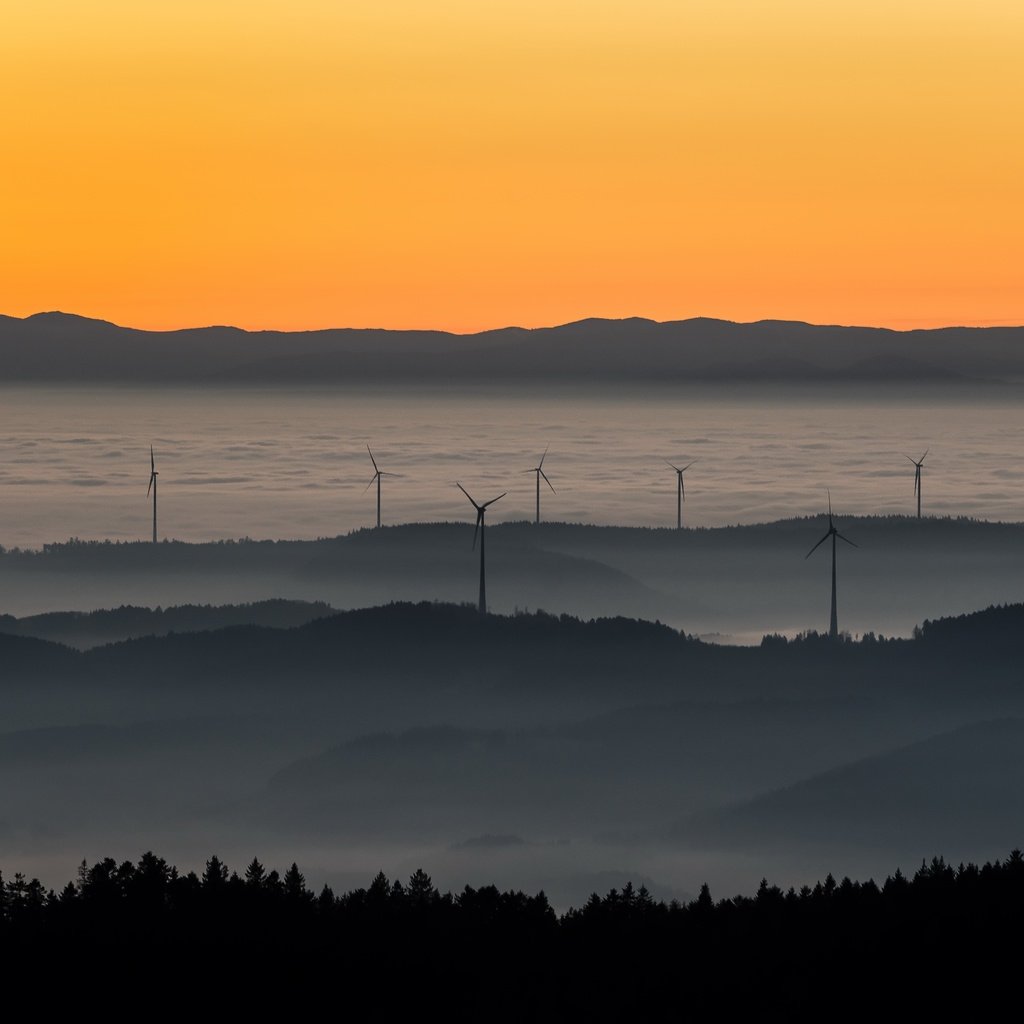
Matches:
[365,445,400,529]
[146,446,158,544]
[523,447,556,525]
[805,490,857,639]
[457,483,506,614]
[665,460,696,529]
[905,450,928,519]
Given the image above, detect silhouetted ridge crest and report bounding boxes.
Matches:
[0,599,334,648]
[3,311,1024,381]
[914,602,1024,647]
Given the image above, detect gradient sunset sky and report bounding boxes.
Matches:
[2,1,1021,332]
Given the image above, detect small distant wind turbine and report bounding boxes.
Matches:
[365,445,400,529]
[665,460,696,529]
[905,450,929,519]
[523,447,556,525]
[457,483,506,614]
[805,490,857,639]
[147,446,158,544]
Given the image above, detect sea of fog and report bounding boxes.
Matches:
[2,382,1023,548]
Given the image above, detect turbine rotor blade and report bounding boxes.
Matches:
[681,461,697,473]
[147,475,154,497]
[837,532,858,548]
[538,445,549,470]
[456,482,482,511]
[472,510,483,550]
[481,492,507,509]
[366,445,379,474]
[664,460,681,472]
[364,474,379,492]
[540,470,556,494]
[805,532,830,559]
[920,449,929,463]
[150,446,155,471]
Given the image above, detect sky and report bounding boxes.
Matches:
[1,1,1022,332]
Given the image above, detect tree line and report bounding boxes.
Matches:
[2,849,1023,1011]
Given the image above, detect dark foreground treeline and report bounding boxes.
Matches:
[4,850,1024,1012]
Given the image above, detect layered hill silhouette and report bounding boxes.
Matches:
[679,719,1024,857]
[0,598,334,649]
[5,598,1024,716]
[3,311,1023,382]
[4,598,1024,903]
[3,517,1023,641]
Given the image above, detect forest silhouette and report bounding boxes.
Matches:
[2,848,1022,1012]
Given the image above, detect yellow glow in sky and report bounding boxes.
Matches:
[1,1,1021,331]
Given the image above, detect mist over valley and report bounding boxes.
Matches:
[2,338,1023,912]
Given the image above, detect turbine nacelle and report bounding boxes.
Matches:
[365,445,401,489]
[457,482,506,549]
[364,469,400,491]
[665,459,696,498]
[805,489,857,558]
[147,446,158,496]
[905,450,928,497]
[523,447,556,495]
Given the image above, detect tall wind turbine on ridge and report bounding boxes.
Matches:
[147,446,158,544]
[665,460,696,529]
[365,445,400,529]
[805,490,857,639]
[905,449,928,519]
[523,447,555,525]
[457,483,506,614]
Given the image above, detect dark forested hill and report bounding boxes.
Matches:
[4,598,1024,710]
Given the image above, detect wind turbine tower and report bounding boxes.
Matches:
[524,447,556,525]
[665,460,696,529]
[147,446,158,544]
[457,483,506,614]
[906,450,928,519]
[365,445,400,529]
[805,490,857,639]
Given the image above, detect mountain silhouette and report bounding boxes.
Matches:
[2,312,1022,382]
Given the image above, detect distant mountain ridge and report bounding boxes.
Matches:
[2,311,1023,383]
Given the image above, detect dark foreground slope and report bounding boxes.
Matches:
[3,847,1024,1015]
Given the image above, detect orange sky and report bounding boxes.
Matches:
[1,1,1021,332]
